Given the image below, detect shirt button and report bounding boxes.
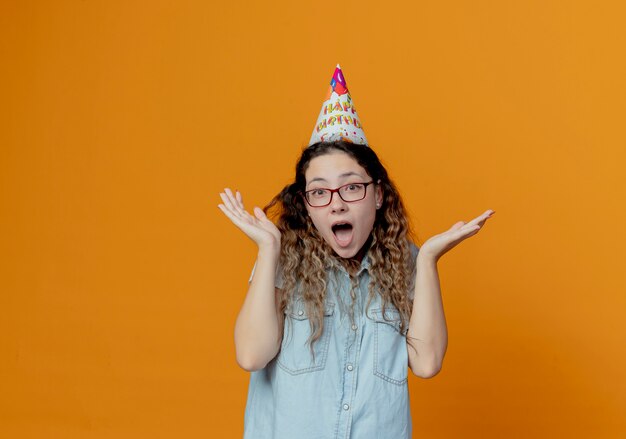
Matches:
[297,310,304,316]
[347,364,354,371]
[351,324,358,330]
[343,403,350,411]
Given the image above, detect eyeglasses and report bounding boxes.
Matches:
[300,180,379,207]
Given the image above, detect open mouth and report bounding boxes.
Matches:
[331,222,354,247]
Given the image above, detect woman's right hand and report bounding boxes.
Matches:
[217,188,281,253]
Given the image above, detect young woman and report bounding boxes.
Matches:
[218,139,494,438]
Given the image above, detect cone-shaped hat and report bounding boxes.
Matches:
[309,64,368,146]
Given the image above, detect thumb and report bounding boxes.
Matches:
[253,207,267,220]
[450,221,466,231]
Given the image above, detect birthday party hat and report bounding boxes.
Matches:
[309,64,368,146]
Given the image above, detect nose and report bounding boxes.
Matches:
[329,191,348,212]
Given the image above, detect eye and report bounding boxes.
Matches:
[345,184,363,192]
[309,189,328,198]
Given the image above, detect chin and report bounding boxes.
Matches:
[332,247,358,259]
[327,236,367,259]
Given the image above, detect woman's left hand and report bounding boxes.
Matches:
[419,209,495,263]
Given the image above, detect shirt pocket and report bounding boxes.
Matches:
[277,302,335,375]
[370,307,409,385]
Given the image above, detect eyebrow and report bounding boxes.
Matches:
[307,172,365,187]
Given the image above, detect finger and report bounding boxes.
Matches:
[218,203,257,232]
[235,190,244,209]
[468,211,494,227]
[464,210,493,228]
[220,192,241,217]
[224,191,258,225]
[222,189,246,217]
[227,188,249,217]
[224,188,238,206]
[217,203,242,224]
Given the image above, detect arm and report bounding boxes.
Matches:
[234,246,282,371]
[406,209,495,378]
[406,253,448,378]
[217,188,284,372]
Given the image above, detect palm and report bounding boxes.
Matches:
[217,188,281,248]
[420,210,495,262]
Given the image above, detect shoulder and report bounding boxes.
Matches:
[408,240,420,259]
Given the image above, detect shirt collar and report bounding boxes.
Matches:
[358,252,371,273]
[331,250,371,278]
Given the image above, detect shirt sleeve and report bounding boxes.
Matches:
[409,241,420,260]
[408,241,420,300]
[248,260,285,289]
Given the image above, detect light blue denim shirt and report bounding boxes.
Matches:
[244,242,419,439]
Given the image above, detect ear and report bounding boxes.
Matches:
[299,191,312,217]
[375,181,383,208]
[303,197,312,217]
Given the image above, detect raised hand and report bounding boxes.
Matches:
[419,209,495,262]
[217,188,281,254]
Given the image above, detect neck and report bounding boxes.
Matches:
[351,234,372,264]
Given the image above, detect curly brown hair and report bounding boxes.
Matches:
[263,140,421,361]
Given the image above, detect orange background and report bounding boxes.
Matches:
[1,1,625,437]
